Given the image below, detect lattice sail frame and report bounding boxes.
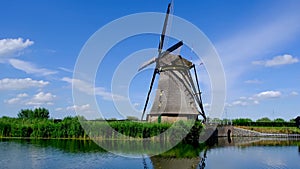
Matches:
[146,54,205,122]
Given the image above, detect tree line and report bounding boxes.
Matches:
[227,117,296,127]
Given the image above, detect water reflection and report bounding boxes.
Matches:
[1,138,300,169]
[150,143,205,169]
[198,148,207,169]
[149,138,300,169]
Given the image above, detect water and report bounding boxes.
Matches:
[0,138,299,169]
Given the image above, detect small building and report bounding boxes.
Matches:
[296,116,300,128]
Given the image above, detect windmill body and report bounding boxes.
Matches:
[147,54,200,122]
[140,2,206,122]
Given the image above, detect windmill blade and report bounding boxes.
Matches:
[192,64,206,122]
[166,40,183,53]
[158,3,172,54]
[141,69,158,120]
[163,0,174,49]
[138,57,157,71]
[159,41,183,59]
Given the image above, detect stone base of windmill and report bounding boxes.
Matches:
[147,113,198,123]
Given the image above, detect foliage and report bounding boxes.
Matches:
[230,117,295,127]
[256,117,272,122]
[0,114,203,141]
[126,116,139,121]
[82,120,202,140]
[17,108,49,119]
[290,119,296,123]
[273,118,285,122]
[0,116,86,138]
[232,118,253,125]
[232,121,295,127]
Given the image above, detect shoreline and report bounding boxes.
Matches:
[233,126,300,138]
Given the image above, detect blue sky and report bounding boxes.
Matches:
[0,0,299,120]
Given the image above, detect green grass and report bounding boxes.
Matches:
[237,126,300,134]
[0,116,203,140]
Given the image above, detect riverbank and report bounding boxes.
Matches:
[0,116,203,141]
[236,126,300,134]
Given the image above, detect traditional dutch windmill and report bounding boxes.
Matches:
[139,2,206,123]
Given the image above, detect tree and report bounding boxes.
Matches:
[33,107,49,119]
[127,116,138,121]
[17,108,49,119]
[233,118,252,123]
[18,109,34,118]
[232,118,253,125]
[273,118,285,122]
[256,117,271,122]
[296,116,300,128]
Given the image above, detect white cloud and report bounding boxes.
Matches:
[232,100,248,106]
[229,90,281,107]
[244,79,262,84]
[253,100,260,104]
[64,104,99,119]
[25,92,56,106]
[5,97,20,104]
[0,78,49,90]
[254,90,281,99]
[61,77,127,101]
[55,107,63,111]
[253,54,298,67]
[9,59,57,76]
[0,38,33,57]
[5,92,55,106]
[229,98,257,107]
[203,103,210,108]
[5,93,29,104]
[66,104,90,111]
[17,93,29,97]
[239,96,247,100]
[58,67,73,73]
[224,102,232,107]
[133,102,140,108]
[290,91,298,96]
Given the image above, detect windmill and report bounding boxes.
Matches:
[139,2,206,123]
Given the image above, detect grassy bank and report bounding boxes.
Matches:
[0,116,202,141]
[237,126,300,134]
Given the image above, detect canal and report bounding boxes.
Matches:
[0,138,299,169]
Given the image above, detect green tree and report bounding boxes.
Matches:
[273,118,285,122]
[126,116,138,121]
[18,109,34,118]
[33,107,50,119]
[17,108,49,119]
[256,117,271,122]
[232,118,253,125]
